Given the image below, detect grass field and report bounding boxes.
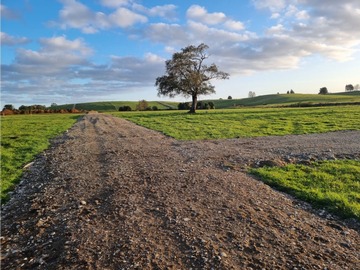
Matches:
[50,100,178,111]
[112,106,360,140]
[1,114,80,202]
[208,92,360,109]
[251,160,360,220]
[49,91,360,111]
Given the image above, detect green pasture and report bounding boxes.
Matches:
[208,92,360,109]
[48,91,360,112]
[50,101,178,112]
[251,160,360,220]
[112,106,360,140]
[1,114,80,202]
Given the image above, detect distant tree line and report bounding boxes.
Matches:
[1,104,82,115]
[178,101,215,110]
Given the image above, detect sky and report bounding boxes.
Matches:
[1,0,360,108]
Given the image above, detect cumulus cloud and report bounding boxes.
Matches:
[187,5,226,25]
[1,34,166,105]
[109,8,147,27]
[56,0,147,33]
[3,0,360,106]
[132,4,177,20]
[2,36,92,80]
[186,5,244,31]
[55,0,179,33]
[1,32,30,46]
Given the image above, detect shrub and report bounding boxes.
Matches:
[119,106,132,111]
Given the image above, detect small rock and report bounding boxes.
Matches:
[183,218,190,222]
[80,200,87,205]
[220,251,228,257]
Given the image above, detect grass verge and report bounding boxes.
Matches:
[1,114,80,203]
[250,160,360,220]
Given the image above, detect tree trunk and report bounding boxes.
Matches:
[189,95,197,113]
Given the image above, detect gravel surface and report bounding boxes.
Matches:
[1,113,360,269]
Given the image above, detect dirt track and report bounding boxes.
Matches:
[1,113,360,269]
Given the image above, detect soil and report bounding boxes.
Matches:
[1,113,360,270]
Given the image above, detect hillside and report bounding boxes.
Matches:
[49,91,360,111]
[49,101,178,112]
[205,91,360,109]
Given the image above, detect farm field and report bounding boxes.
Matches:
[112,105,360,140]
[1,114,80,201]
[48,91,360,112]
[209,91,360,109]
[50,100,178,111]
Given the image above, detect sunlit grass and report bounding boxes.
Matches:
[111,106,360,140]
[1,114,80,202]
[250,160,360,220]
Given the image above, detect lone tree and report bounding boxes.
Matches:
[155,43,229,113]
[319,87,328,95]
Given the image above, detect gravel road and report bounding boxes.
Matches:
[1,113,360,269]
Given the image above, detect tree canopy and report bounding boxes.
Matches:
[155,43,229,113]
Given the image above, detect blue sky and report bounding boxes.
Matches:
[1,0,360,108]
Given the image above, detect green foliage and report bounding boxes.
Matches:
[112,106,360,140]
[136,100,149,111]
[250,160,360,220]
[118,105,132,111]
[1,114,80,202]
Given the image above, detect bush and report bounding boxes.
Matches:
[119,106,132,111]
[178,102,191,110]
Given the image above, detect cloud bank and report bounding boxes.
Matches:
[2,0,360,106]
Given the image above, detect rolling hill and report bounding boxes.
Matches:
[49,91,360,112]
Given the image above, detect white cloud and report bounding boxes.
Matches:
[132,4,177,20]
[109,7,147,27]
[252,0,287,12]
[3,36,92,78]
[186,5,244,31]
[100,0,131,8]
[57,0,147,33]
[187,5,226,25]
[1,32,30,46]
[224,20,245,31]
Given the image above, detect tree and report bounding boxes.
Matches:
[354,84,360,90]
[136,100,149,111]
[345,84,354,91]
[227,96,232,100]
[119,105,132,111]
[248,91,256,98]
[290,89,295,94]
[3,104,14,110]
[155,43,229,113]
[178,102,191,110]
[319,87,328,95]
[208,101,215,109]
